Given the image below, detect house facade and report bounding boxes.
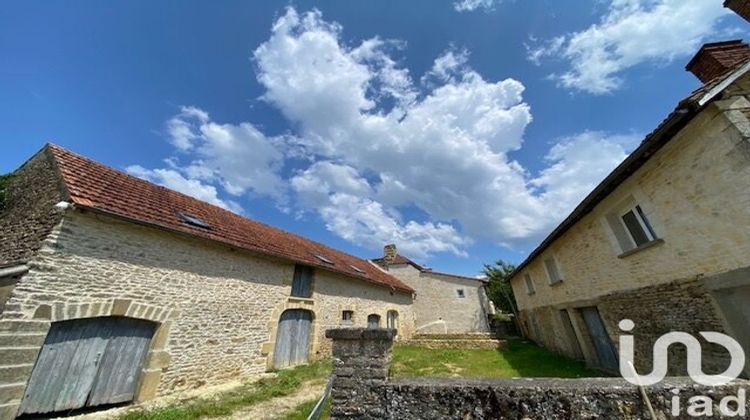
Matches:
[0,145,415,418]
[509,41,750,375]
[373,245,491,334]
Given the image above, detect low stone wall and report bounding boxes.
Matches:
[404,333,505,349]
[327,328,750,419]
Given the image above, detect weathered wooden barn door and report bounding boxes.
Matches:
[18,317,155,416]
[580,307,619,371]
[88,318,156,405]
[273,309,312,368]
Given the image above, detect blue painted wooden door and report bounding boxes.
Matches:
[580,307,619,371]
[18,317,155,415]
[273,310,312,368]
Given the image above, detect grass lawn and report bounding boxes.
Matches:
[119,361,331,420]
[390,337,603,378]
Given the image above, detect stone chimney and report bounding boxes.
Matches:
[685,40,750,83]
[383,244,397,264]
[725,0,750,23]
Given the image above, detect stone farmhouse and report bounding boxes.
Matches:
[508,38,750,376]
[372,244,492,334]
[0,144,418,418]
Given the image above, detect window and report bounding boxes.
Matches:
[349,264,364,274]
[524,274,535,295]
[544,257,563,284]
[291,265,313,298]
[177,211,211,229]
[620,205,656,248]
[456,289,466,298]
[386,310,399,329]
[314,254,334,265]
[341,310,353,325]
[367,314,381,329]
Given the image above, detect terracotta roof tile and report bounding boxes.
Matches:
[46,144,414,293]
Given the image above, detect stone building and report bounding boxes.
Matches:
[0,144,415,418]
[508,40,750,376]
[373,245,491,334]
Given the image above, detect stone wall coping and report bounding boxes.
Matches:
[326,328,397,340]
[387,376,750,390]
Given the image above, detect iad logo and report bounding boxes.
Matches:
[617,319,746,386]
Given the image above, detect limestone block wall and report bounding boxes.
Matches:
[387,264,489,333]
[0,209,414,417]
[512,97,750,312]
[0,147,65,266]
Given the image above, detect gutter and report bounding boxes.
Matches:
[0,264,29,278]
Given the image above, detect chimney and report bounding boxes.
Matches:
[383,244,397,264]
[685,40,750,83]
[725,0,750,23]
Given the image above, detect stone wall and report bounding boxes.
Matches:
[512,95,750,313]
[0,147,65,267]
[517,272,738,375]
[387,264,489,333]
[327,328,750,420]
[509,89,750,373]
[0,210,414,418]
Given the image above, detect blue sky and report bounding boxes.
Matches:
[2,1,746,276]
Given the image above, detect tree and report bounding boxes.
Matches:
[482,260,517,318]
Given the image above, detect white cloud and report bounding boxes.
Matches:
[134,7,640,258]
[163,106,288,202]
[126,165,243,213]
[453,0,498,12]
[528,0,730,94]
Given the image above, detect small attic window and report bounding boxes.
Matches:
[177,211,211,229]
[350,264,365,273]
[315,254,334,265]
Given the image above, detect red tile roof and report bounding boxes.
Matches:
[46,144,414,293]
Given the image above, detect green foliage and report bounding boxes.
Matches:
[0,173,12,212]
[390,339,602,378]
[482,259,517,316]
[119,361,331,420]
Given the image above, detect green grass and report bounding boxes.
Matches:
[390,338,603,378]
[119,361,331,420]
[284,397,330,420]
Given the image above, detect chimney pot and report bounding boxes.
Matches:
[685,40,750,83]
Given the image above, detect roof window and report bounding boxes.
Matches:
[350,264,365,273]
[177,211,211,229]
[314,254,334,265]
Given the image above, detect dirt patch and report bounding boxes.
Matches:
[61,374,276,420]
[220,379,327,420]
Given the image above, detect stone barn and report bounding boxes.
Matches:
[509,40,750,376]
[0,144,415,418]
[373,245,492,334]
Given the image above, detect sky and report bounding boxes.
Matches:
[1,1,747,276]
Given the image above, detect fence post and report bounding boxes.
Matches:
[325,328,395,419]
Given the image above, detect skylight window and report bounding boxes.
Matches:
[350,264,364,273]
[314,254,334,265]
[177,211,211,229]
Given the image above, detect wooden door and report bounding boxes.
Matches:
[273,310,312,368]
[18,317,155,416]
[580,307,619,371]
[88,318,156,405]
[559,309,584,360]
